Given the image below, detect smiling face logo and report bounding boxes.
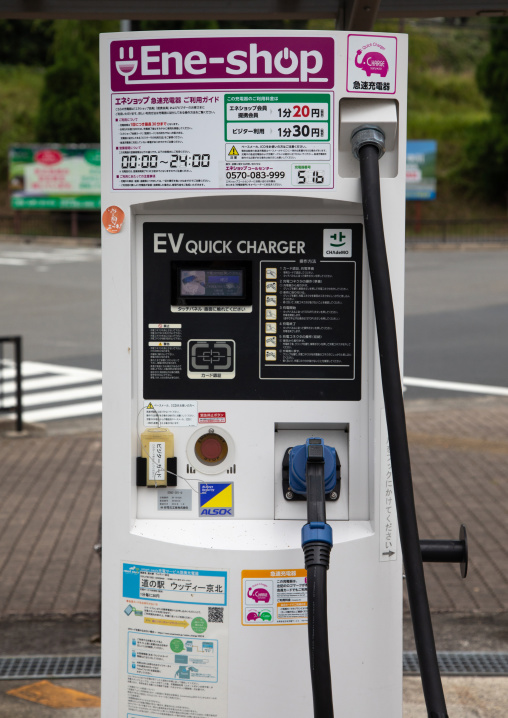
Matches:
[329,231,347,247]
[323,228,352,257]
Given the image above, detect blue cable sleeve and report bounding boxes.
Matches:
[301,522,333,547]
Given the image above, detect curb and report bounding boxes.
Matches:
[0,234,100,248]
[406,241,508,251]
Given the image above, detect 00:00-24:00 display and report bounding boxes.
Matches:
[120,153,211,169]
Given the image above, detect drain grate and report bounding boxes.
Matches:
[0,652,506,680]
[404,652,508,677]
[0,655,101,680]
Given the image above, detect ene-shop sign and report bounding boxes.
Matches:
[110,37,335,91]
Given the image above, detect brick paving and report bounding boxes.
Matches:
[0,395,506,619]
[406,397,508,615]
[0,432,101,618]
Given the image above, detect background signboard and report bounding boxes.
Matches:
[9,145,101,210]
[406,140,437,200]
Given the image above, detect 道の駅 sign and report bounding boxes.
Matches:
[9,145,101,210]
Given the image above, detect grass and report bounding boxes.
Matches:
[0,65,44,210]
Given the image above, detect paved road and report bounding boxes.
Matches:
[0,244,102,422]
[0,243,101,370]
[404,249,508,399]
[1,243,507,406]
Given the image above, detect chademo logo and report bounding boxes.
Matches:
[199,482,234,516]
[323,228,352,257]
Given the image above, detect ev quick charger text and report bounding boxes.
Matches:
[110,37,335,191]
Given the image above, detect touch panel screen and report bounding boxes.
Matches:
[180,269,244,298]
[171,261,252,307]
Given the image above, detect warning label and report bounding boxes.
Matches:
[198,412,226,423]
[143,400,198,427]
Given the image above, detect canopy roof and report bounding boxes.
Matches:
[2,1,507,30]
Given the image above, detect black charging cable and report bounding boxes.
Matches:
[352,126,449,718]
[301,441,334,718]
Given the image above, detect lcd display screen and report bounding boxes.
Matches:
[179,269,244,298]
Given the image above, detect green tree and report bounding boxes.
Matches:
[464,18,508,203]
[35,20,100,143]
[476,18,508,118]
[0,20,53,65]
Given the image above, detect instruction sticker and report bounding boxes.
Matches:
[241,569,307,625]
[120,563,228,718]
[144,400,197,427]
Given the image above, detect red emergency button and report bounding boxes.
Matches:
[195,430,228,466]
[200,436,223,461]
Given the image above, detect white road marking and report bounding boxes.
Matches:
[0,258,27,266]
[0,360,102,422]
[0,248,100,267]
[404,377,508,397]
[2,362,100,380]
[1,373,102,394]
[1,384,102,408]
[2,358,507,423]
[23,401,103,423]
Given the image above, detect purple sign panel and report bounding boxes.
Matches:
[111,37,334,91]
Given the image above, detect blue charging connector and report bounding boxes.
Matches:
[287,437,336,552]
[288,437,338,497]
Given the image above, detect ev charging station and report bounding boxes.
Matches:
[99,28,443,718]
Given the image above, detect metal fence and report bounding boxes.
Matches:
[0,212,101,240]
[0,336,23,433]
[406,218,508,244]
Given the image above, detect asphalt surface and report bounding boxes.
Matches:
[404,248,508,398]
[0,243,101,371]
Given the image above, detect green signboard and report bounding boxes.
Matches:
[9,145,101,210]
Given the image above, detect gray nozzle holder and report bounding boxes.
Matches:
[351,125,386,160]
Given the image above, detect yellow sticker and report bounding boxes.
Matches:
[7,680,100,708]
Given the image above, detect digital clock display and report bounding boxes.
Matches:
[121,154,158,169]
[120,153,210,170]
